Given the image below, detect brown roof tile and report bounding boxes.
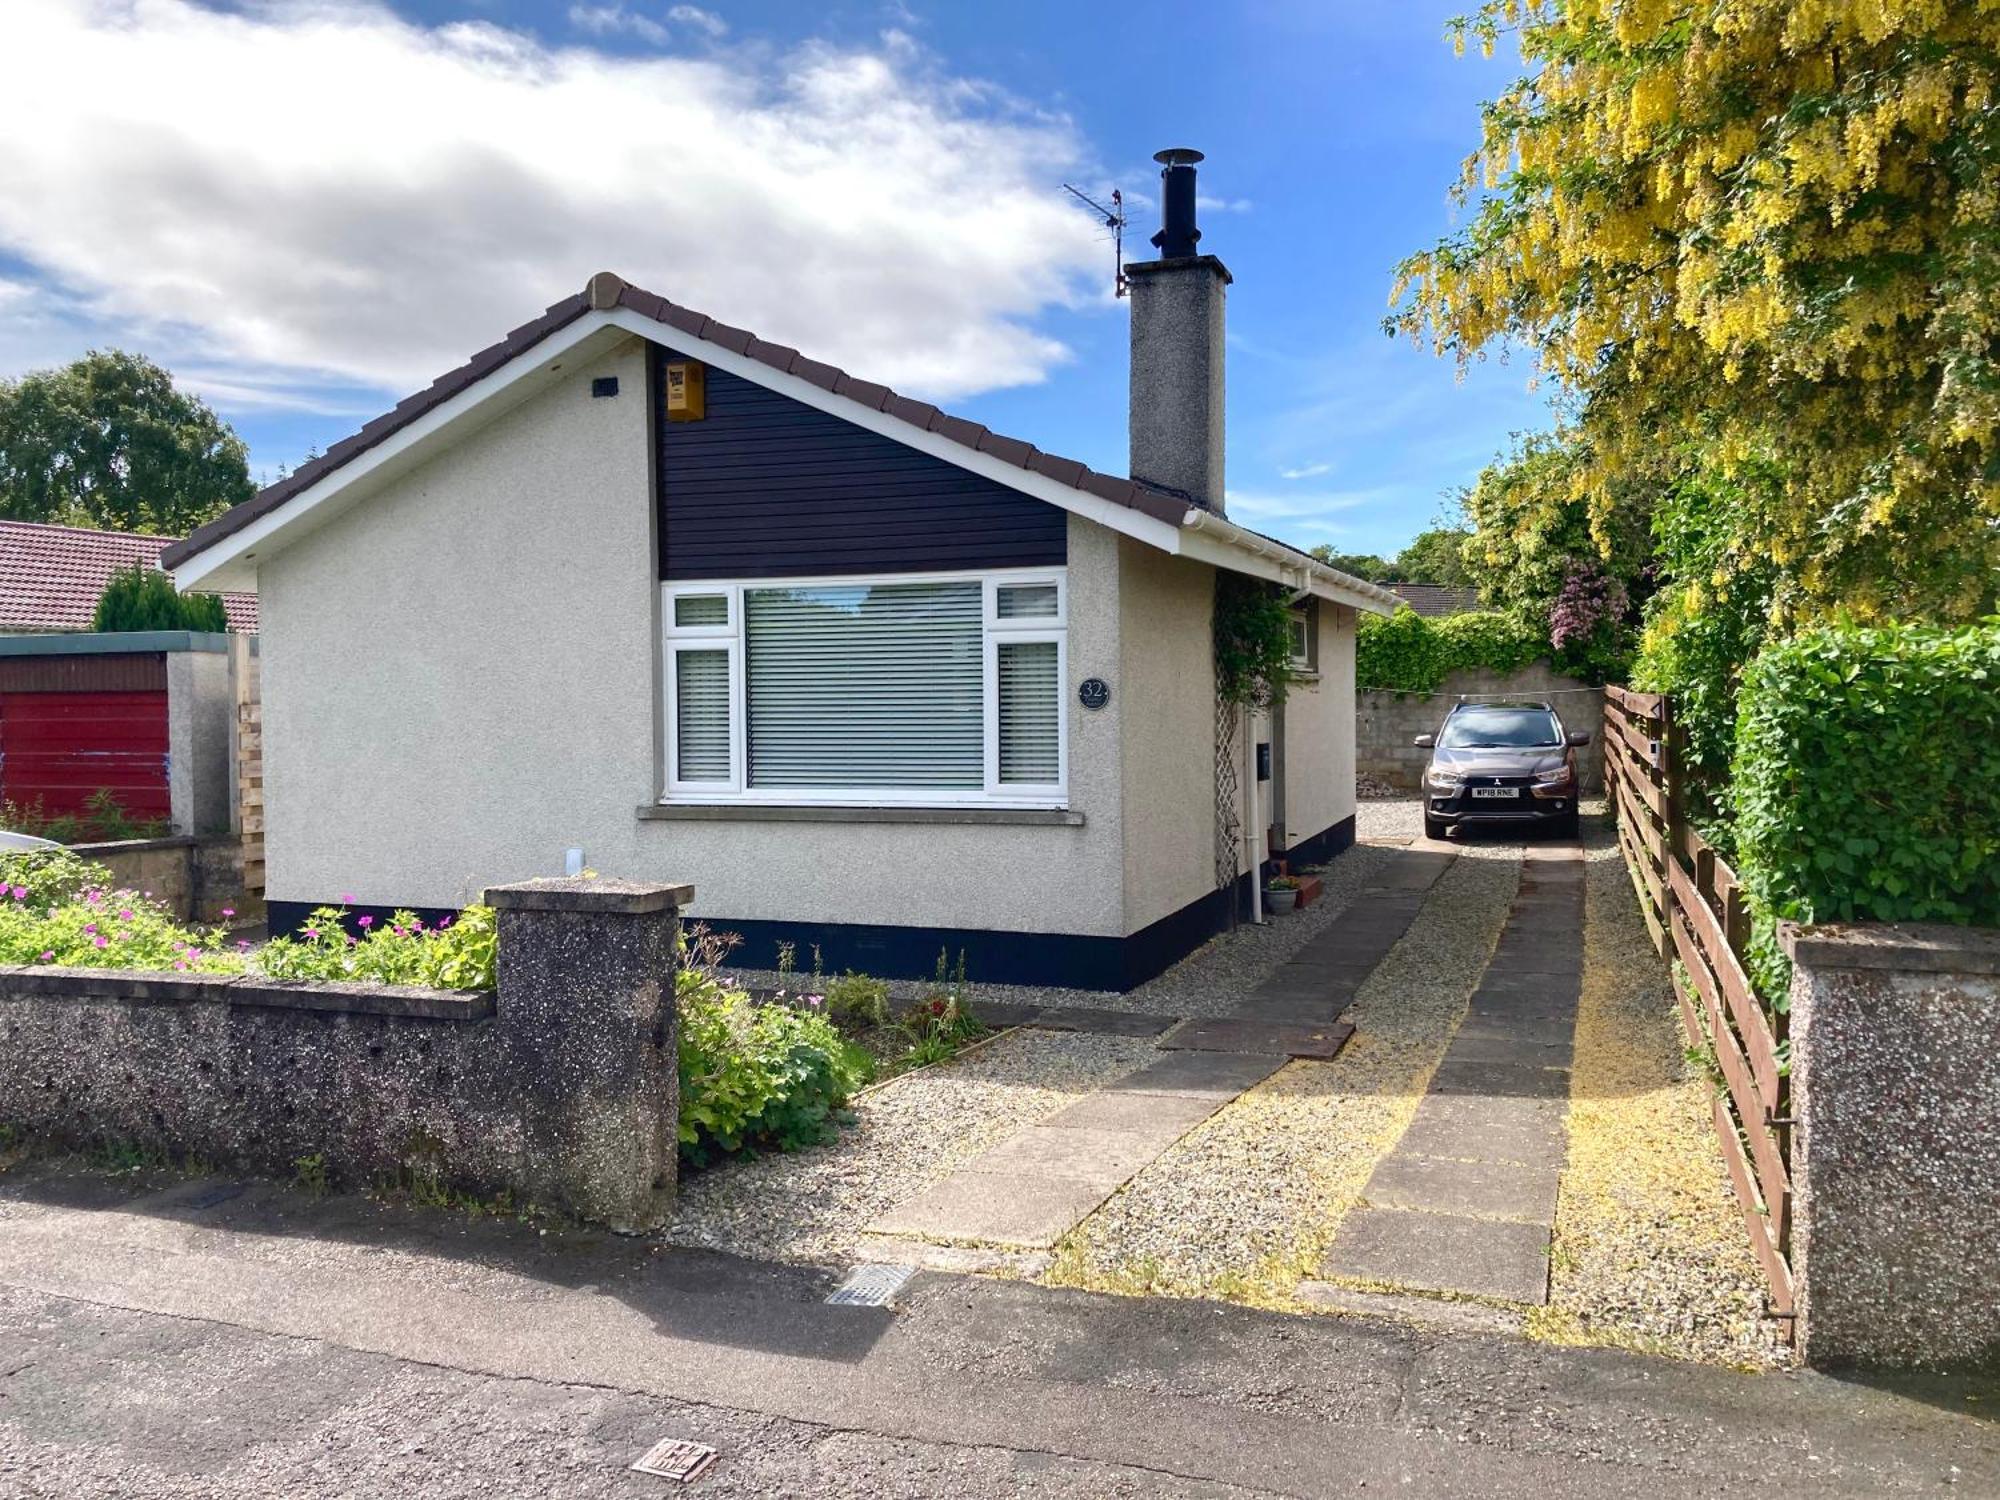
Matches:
[0,520,258,633]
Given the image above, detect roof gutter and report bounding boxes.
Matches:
[1178,508,1401,615]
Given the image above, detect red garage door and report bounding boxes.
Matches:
[0,689,171,824]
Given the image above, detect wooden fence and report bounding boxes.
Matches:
[1601,685,1793,1331]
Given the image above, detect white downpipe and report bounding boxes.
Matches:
[1244,703,1264,924]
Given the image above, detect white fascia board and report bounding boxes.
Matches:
[1174,523,1398,615]
[605,307,1185,555]
[170,319,634,593]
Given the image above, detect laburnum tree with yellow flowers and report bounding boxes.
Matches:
[1393,0,2000,631]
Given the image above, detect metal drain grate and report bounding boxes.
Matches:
[825,1262,916,1307]
[631,1438,718,1483]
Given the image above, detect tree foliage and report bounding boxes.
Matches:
[1356,605,1547,692]
[1393,0,2000,623]
[91,562,229,633]
[1394,525,1478,586]
[0,350,253,534]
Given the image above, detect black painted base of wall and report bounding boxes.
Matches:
[269,814,1359,993]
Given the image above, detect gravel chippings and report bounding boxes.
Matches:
[1532,821,1788,1370]
[1044,827,1523,1302]
[666,1029,1156,1267]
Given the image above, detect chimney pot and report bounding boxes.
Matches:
[1151,147,1205,258]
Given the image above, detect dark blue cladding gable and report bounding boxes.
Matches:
[656,349,1068,579]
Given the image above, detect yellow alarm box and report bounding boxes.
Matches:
[664,360,706,422]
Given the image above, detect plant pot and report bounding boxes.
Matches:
[1265,888,1299,914]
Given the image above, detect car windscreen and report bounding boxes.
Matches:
[1437,708,1563,749]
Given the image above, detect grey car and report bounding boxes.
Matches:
[1414,699,1589,841]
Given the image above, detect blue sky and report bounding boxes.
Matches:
[0,0,1552,558]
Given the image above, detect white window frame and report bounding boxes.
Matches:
[661,566,1069,809]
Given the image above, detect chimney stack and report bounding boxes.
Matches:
[1128,147,1230,514]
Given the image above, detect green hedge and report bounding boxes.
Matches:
[1356,607,1545,694]
[1733,620,2000,926]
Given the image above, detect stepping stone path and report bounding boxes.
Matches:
[1315,843,1583,1307]
[864,846,1458,1253]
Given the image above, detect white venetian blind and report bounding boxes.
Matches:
[745,580,982,789]
[674,649,732,782]
[997,639,1059,784]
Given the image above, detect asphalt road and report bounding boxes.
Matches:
[0,1163,1994,1498]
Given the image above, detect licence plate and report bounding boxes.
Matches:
[1470,787,1517,800]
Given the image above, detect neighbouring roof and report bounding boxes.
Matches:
[1387,583,1482,618]
[161,273,1400,615]
[0,519,258,634]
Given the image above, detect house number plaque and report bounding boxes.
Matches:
[1078,678,1110,711]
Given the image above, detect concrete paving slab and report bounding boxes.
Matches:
[1022,1006,1183,1038]
[1486,948,1583,977]
[1442,1031,1573,1068]
[1109,1049,1288,1100]
[976,1126,1171,1185]
[1161,1016,1353,1060]
[1473,970,1580,999]
[1253,965,1367,1000]
[1395,1093,1567,1167]
[1364,1153,1561,1224]
[1040,1089,1218,1136]
[1234,996,1342,1025]
[866,1171,1110,1249]
[1295,1279,1527,1336]
[1454,1012,1578,1048]
[1321,1207,1551,1304]
[1428,1058,1571,1101]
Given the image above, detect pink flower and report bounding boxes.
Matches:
[118,909,133,921]
[38,950,53,962]
[304,926,320,938]
[806,994,824,1009]
[222,907,235,918]
[358,915,374,929]
[175,961,188,972]
[237,939,252,951]
[340,892,354,903]
[92,935,108,949]
[82,924,97,936]
[9,885,25,900]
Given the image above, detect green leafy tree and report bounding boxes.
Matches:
[1308,546,1395,582]
[1392,526,1475,587]
[1392,0,2000,624]
[91,562,229,633]
[0,350,253,534]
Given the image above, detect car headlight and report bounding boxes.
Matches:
[1426,768,1462,791]
[1533,767,1572,785]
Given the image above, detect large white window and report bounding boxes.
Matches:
[663,569,1067,806]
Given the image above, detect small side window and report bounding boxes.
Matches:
[674,593,729,629]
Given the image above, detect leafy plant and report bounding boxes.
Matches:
[92,561,228,633]
[1733,620,2000,928]
[258,904,497,991]
[1214,573,1299,707]
[824,971,889,1029]
[2,790,170,843]
[676,947,869,1166]
[1355,606,1546,694]
[0,846,113,908]
[0,881,239,972]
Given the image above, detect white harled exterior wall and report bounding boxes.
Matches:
[1280,603,1358,851]
[256,332,1361,952]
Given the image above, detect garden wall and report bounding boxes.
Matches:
[70,832,246,923]
[1784,920,2000,1370]
[0,876,687,1231]
[1357,662,1603,793]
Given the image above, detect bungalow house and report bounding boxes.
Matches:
[162,152,1396,988]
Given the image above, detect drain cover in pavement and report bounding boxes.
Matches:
[825,1262,916,1306]
[631,1438,718,1482]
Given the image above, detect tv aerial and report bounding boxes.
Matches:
[1061,183,1128,298]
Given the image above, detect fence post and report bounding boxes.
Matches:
[484,876,691,1232]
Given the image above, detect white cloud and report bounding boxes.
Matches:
[1223,487,1387,542]
[1278,461,1331,480]
[0,1,1104,405]
[568,4,670,45]
[666,4,728,38]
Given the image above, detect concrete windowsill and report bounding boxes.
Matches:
[637,803,1085,828]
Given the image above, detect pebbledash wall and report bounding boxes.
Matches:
[0,878,685,1232]
[256,335,1356,989]
[1356,663,1605,793]
[1783,920,2000,1370]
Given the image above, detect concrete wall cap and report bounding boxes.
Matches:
[484,876,694,914]
[1780,919,2000,976]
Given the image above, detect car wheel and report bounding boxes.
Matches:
[1424,812,1448,842]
